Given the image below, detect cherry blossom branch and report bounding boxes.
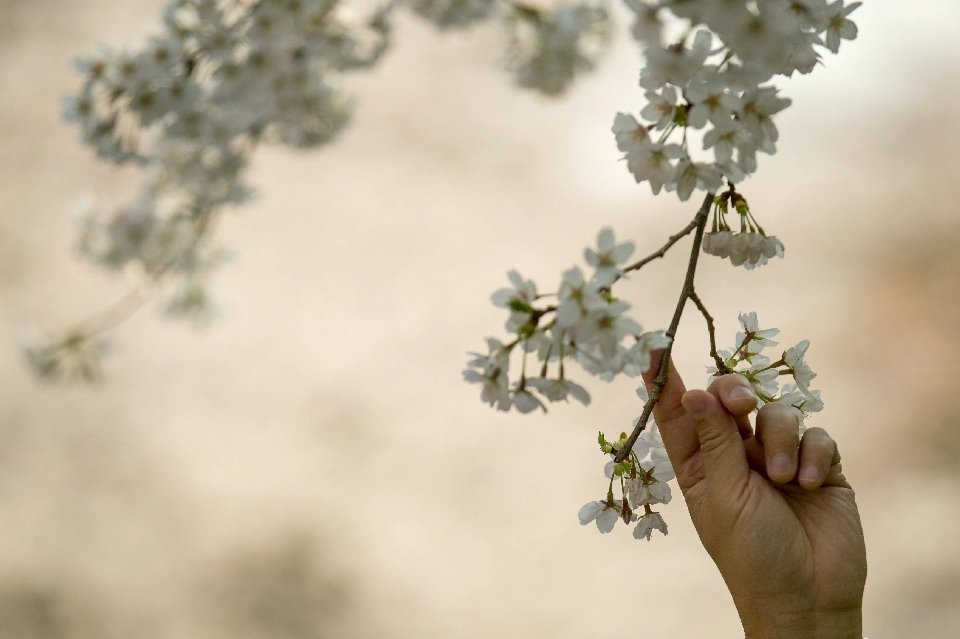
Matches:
[689,289,729,374]
[614,191,713,464]
[49,211,216,346]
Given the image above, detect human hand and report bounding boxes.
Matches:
[643,354,867,639]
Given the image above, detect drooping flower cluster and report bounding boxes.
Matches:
[464,228,670,412]
[579,392,675,540]
[615,0,862,200]
[701,186,784,269]
[708,311,823,427]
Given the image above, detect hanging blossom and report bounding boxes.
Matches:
[701,185,784,269]
[464,227,670,412]
[707,311,824,428]
[579,385,676,541]
[615,0,862,200]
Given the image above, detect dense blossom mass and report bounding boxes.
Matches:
[707,311,823,427]
[615,0,861,200]
[464,228,671,413]
[30,0,624,380]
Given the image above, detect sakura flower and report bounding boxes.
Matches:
[491,270,538,333]
[463,338,511,411]
[621,331,670,376]
[737,312,780,353]
[578,301,643,360]
[738,355,780,399]
[578,500,619,533]
[639,30,712,90]
[783,339,817,392]
[702,230,734,258]
[671,157,723,201]
[633,511,668,541]
[526,376,591,405]
[557,266,605,328]
[707,232,784,269]
[624,140,685,194]
[823,1,861,53]
[612,112,649,155]
[639,85,678,130]
[686,76,736,129]
[506,2,612,97]
[622,0,662,43]
[625,478,672,508]
[511,387,546,413]
[584,227,634,287]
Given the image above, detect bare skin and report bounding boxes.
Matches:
[642,353,867,638]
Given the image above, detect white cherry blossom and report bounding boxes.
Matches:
[633,512,668,541]
[578,500,619,533]
[584,227,635,287]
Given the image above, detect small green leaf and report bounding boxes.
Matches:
[508,299,534,313]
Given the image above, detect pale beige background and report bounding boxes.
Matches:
[1,0,959,637]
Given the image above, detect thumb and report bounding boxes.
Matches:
[680,389,749,492]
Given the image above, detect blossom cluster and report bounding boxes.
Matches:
[579,393,675,541]
[464,228,670,412]
[412,0,613,96]
[709,311,823,427]
[504,1,612,96]
[701,186,784,269]
[614,0,861,200]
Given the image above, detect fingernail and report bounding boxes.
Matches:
[771,453,792,477]
[729,386,756,402]
[799,465,819,485]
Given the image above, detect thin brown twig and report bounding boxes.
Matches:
[689,289,729,375]
[617,218,699,279]
[614,191,714,463]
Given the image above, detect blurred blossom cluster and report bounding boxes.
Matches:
[30,0,625,380]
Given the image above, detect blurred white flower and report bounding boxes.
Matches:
[584,227,634,287]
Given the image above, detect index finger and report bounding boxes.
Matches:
[641,350,700,484]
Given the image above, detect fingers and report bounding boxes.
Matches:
[680,389,749,492]
[641,351,702,484]
[755,404,801,484]
[641,348,687,425]
[797,427,844,490]
[706,374,758,439]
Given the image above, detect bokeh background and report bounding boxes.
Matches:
[2,0,959,636]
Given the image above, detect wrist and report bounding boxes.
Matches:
[737,600,862,639]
